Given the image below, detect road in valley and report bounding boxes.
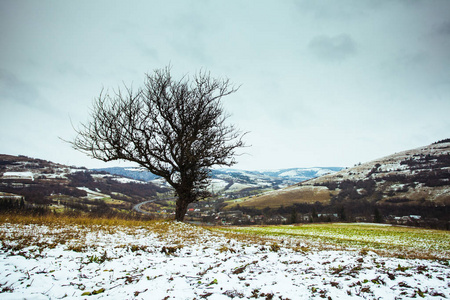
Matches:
[132,197,175,215]
[132,199,155,215]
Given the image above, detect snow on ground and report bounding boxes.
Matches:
[313,168,336,177]
[227,182,259,192]
[111,177,146,184]
[0,222,449,299]
[2,171,34,181]
[76,187,109,200]
[68,168,86,174]
[151,178,172,189]
[278,170,299,177]
[39,173,68,180]
[91,174,113,179]
[208,179,229,193]
[266,184,329,197]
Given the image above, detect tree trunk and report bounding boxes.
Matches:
[174,178,197,222]
[175,201,188,221]
[175,196,190,222]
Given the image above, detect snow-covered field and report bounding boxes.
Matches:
[1,221,449,299]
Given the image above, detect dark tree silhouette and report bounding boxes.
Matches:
[70,67,245,221]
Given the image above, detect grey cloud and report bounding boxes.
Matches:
[436,21,450,35]
[308,34,357,62]
[0,69,40,105]
[167,11,212,65]
[56,62,89,78]
[396,52,427,68]
[294,0,389,20]
[134,41,159,59]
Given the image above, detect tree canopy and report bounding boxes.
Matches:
[71,66,245,221]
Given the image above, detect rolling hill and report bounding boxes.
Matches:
[226,140,450,226]
[0,154,168,214]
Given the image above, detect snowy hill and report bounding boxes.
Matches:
[230,140,450,226]
[305,139,450,205]
[0,154,167,213]
[93,166,160,182]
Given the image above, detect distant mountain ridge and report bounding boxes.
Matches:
[93,167,160,182]
[252,167,343,181]
[94,166,344,193]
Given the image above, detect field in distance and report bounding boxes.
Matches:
[215,222,450,260]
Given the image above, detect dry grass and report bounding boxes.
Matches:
[227,186,334,209]
[0,212,156,228]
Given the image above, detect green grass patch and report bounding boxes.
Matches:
[103,197,127,205]
[213,223,450,260]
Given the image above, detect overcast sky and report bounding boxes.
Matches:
[1,0,450,171]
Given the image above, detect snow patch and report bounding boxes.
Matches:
[76,187,109,199]
[2,171,34,181]
[112,177,145,184]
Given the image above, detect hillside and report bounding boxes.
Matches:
[0,154,168,215]
[226,140,450,227]
[307,140,450,205]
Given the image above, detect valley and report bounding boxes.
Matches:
[0,153,341,222]
[1,140,449,229]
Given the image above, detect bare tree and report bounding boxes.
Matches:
[71,67,245,221]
